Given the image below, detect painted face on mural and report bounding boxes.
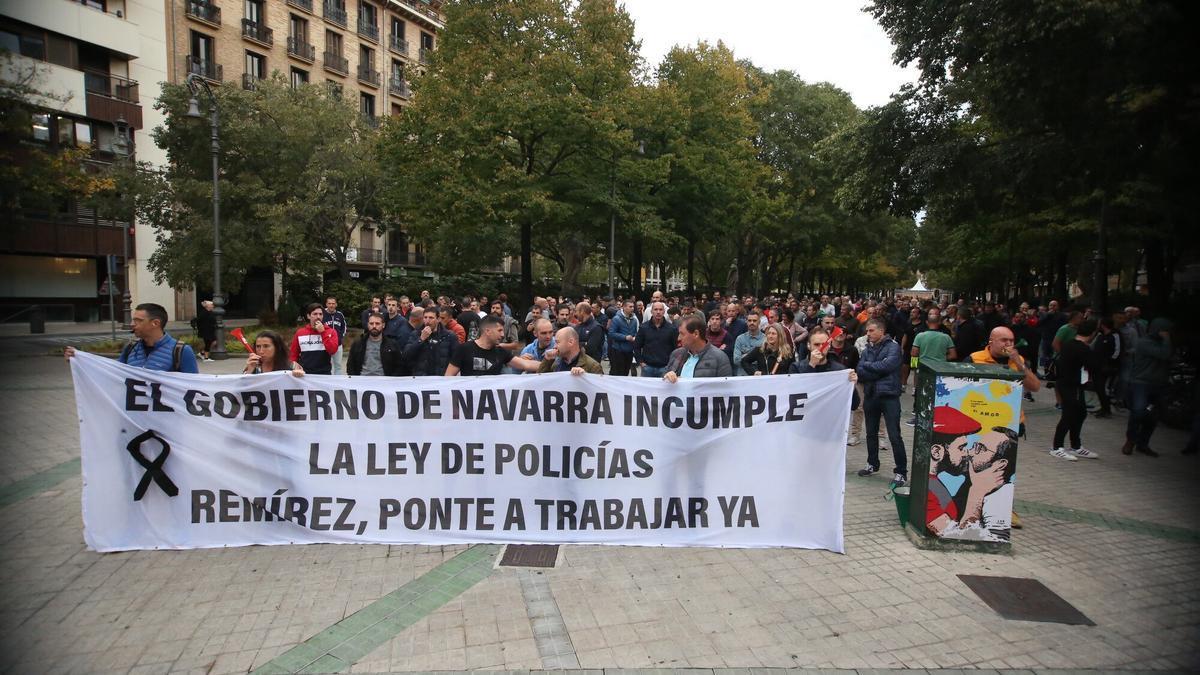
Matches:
[970,430,1009,472]
[933,436,972,475]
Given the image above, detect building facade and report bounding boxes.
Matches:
[0,0,173,322]
[166,0,443,310]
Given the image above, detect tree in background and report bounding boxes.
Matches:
[840,0,1200,311]
[382,0,645,304]
[95,76,386,304]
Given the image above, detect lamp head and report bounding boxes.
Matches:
[186,96,202,118]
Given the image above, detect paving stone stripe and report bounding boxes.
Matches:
[1014,498,1200,543]
[0,457,80,508]
[516,564,581,669]
[251,544,502,674]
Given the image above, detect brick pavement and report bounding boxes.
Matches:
[0,355,1197,673]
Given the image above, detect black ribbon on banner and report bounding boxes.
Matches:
[126,429,179,501]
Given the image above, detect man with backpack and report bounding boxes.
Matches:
[64,303,199,373]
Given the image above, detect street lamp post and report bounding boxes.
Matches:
[112,115,133,328]
[186,73,227,359]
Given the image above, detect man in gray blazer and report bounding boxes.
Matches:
[664,315,734,381]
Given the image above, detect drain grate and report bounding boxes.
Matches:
[958,574,1095,625]
[498,544,559,568]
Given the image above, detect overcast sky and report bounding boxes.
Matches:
[621,0,918,109]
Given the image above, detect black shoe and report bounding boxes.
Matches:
[1184,445,1198,455]
[857,465,880,477]
[1136,446,1160,458]
[1094,412,1112,419]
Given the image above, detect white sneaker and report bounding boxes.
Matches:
[847,435,861,446]
[1070,447,1100,459]
[1049,447,1079,462]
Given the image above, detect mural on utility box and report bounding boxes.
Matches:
[925,377,1023,542]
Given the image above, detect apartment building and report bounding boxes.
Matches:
[166,0,443,305]
[0,0,173,322]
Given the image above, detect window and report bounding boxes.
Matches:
[0,30,18,55]
[326,30,342,55]
[390,16,404,39]
[360,45,373,67]
[74,121,93,148]
[31,113,50,142]
[46,34,76,68]
[57,117,75,146]
[420,31,433,50]
[290,67,308,88]
[360,92,374,117]
[191,30,214,62]
[245,0,264,23]
[290,14,308,41]
[390,59,404,81]
[359,2,377,28]
[326,80,343,99]
[245,51,265,78]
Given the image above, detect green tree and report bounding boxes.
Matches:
[849,0,1200,311]
[381,0,643,303]
[99,76,386,300]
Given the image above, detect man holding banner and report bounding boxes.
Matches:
[64,303,198,374]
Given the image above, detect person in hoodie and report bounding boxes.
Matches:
[289,303,339,375]
[1124,317,1174,457]
[855,318,908,487]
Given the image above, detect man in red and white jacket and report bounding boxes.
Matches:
[289,303,339,375]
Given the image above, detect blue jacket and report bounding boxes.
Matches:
[856,336,902,398]
[120,333,199,373]
[635,318,678,367]
[607,311,639,354]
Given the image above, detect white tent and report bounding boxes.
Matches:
[908,279,929,292]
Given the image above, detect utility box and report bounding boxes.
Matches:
[906,360,1025,553]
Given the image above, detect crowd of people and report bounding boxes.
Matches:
[65,289,1197,484]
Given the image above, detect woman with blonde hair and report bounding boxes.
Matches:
[741,322,794,375]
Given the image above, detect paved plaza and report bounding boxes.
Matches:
[0,353,1197,674]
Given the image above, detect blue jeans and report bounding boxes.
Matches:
[1125,383,1163,450]
[864,395,907,476]
[640,364,668,378]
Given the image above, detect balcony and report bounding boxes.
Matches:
[393,0,443,28]
[185,0,221,26]
[388,249,427,267]
[387,77,410,99]
[322,52,349,75]
[2,1,140,58]
[388,34,409,57]
[186,55,223,82]
[357,22,379,42]
[323,1,347,27]
[345,247,383,264]
[242,73,260,90]
[419,47,432,65]
[242,19,274,46]
[83,70,143,129]
[1,205,130,259]
[287,37,316,62]
[357,66,380,87]
[286,0,314,12]
[0,56,87,116]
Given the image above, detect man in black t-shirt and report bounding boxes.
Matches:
[445,315,542,376]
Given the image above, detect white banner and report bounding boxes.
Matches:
[70,351,852,552]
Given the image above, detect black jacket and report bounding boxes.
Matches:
[741,346,792,375]
[346,335,405,376]
[576,318,606,362]
[635,318,679,367]
[404,326,457,376]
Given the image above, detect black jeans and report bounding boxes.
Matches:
[1054,385,1087,449]
[609,350,634,376]
[1092,369,1112,414]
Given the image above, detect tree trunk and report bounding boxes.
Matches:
[631,236,643,298]
[687,237,696,294]
[520,220,533,310]
[1143,236,1171,317]
[787,255,796,295]
[559,240,585,298]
